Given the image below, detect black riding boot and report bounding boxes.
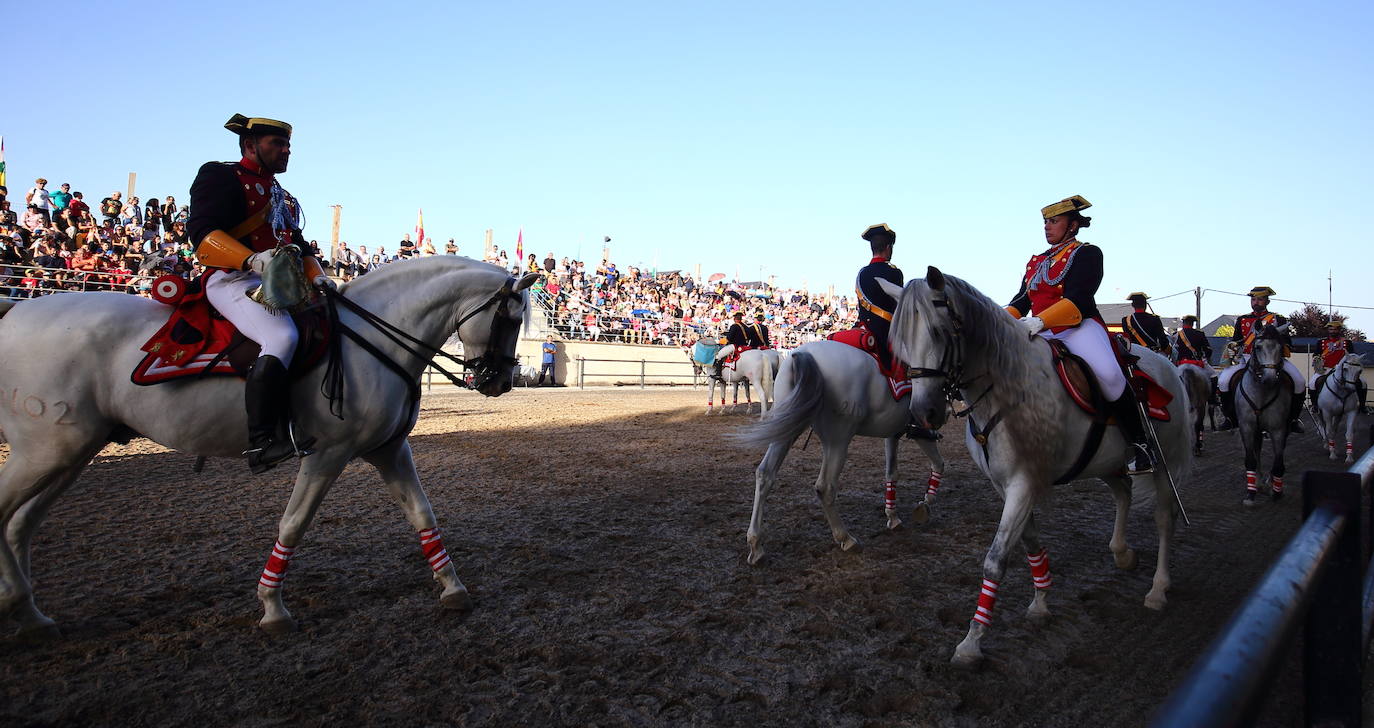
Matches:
[1289,393,1306,433]
[1111,387,1155,475]
[713,360,724,380]
[245,355,315,474]
[1219,389,1237,430]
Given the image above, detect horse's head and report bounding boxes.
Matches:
[879,266,956,429]
[1339,353,1365,386]
[1248,324,1285,385]
[456,272,541,396]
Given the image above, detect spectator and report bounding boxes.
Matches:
[25,179,52,224]
[144,197,163,234]
[539,335,558,386]
[22,205,45,231]
[50,183,73,216]
[398,234,416,258]
[68,191,90,220]
[543,252,556,273]
[100,191,123,224]
[161,196,178,231]
[121,196,141,226]
[419,238,436,256]
[445,238,458,255]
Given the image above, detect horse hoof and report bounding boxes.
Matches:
[1271,490,1283,502]
[258,616,298,636]
[1144,592,1167,611]
[950,648,983,669]
[885,512,903,530]
[1114,548,1138,570]
[912,501,932,526]
[837,534,862,552]
[440,587,473,612]
[1243,493,1257,507]
[15,622,62,643]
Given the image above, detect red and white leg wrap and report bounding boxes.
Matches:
[1328,439,1336,450]
[1027,548,1052,590]
[419,527,452,572]
[1347,443,1354,457]
[883,480,897,510]
[1246,471,1258,493]
[926,471,943,498]
[1272,476,1284,494]
[259,540,295,590]
[973,578,998,626]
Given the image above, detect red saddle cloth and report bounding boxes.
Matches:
[133,278,330,386]
[827,325,911,400]
[720,345,753,370]
[1177,358,1208,368]
[1048,337,1172,421]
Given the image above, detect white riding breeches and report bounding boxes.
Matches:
[715,344,736,362]
[204,270,298,367]
[1218,355,1304,395]
[1038,318,1126,400]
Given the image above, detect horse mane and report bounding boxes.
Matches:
[340,256,508,297]
[893,273,1062,469]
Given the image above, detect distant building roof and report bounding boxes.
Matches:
[1202,314,1237,336]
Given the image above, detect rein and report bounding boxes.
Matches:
[318,278,520,421]
[1237,349,1285,418]
[1321,360,1361,407]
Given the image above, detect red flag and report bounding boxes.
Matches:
[415,209,425,247]
[516,227,523,267]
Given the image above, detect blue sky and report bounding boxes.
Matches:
[6,1,1371,330]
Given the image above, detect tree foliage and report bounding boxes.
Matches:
[1287,303,1366,340]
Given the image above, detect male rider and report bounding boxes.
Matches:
[856,223,937,440]
[714,311,749,379]
[1216,286,1305,432]
[1173,314,1218,408]
[745,311,771,348]
[187,114,334,474]
[1121,292,1171,357]
[1309,321,1367,414]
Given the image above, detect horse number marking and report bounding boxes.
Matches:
[4,389,76,424]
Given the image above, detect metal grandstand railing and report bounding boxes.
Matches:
[0,263,157,299]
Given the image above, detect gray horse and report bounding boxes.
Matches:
[884,269,1193,667]
[1234,325,1294,505]
[736,341,946,564]
[1313,353,1364,463]
[0,257,538,638]
[1177,362,1213,455]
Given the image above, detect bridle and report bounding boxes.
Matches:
[905,292,992,411]
[320,277,524,420]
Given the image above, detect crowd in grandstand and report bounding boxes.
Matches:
[2,176,857,347]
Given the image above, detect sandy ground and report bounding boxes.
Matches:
[1,386,1369,727]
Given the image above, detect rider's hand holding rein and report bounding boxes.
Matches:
[1020,316,1046,337]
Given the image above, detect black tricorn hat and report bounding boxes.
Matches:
[861,223,895,247]
[224,114,292,138]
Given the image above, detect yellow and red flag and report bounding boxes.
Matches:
[415,208,425,247]
[516,227,523,266]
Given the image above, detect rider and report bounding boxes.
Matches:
[714,311,749,379]
[1309,320,1367,414]
[745,310,771,349]
[1173,315,1218,404]
[1121,292,1171,357]
[187,114,334,474]
[1006,195,1156,474]
[856,223,938,440]
[1215,286,1305,432]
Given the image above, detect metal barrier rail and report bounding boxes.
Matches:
[0,263,156,297]
[1152,424,1374,727]
[575,356,701,389]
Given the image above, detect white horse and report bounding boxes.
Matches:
[706,348,780,415]
[736,341,946,564]
[0,257,539,638]
[1314,353,1364,463]
[1177,362,1213,455]
[883,268,1192,667]
[1233,326,1295,505]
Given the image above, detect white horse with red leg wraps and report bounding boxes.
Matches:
[882,269,1192,667]
[0,257,538,638]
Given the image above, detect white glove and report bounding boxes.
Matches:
[245,250,274,274]
[1020,316,1045,337]
[314,274,337,291]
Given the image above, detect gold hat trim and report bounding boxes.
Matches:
[1041,195,1091,219]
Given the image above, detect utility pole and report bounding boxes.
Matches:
[1329,270,1333,317]
[1195,286,1202,326]
[484,229,493,260]
[330,205,342,262]
[127,172,136,199]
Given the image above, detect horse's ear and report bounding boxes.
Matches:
[514,273,541,292]
[876,278,903,301]
[926,266,946,292]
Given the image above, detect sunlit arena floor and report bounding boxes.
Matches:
[2,386,1368,726]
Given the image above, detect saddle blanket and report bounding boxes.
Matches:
[133,278,328,386]
[826,327,911,401]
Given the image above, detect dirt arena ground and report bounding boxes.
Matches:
[1,386,1370,727]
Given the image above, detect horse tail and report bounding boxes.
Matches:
[733,351,824,448]
[0,300,15,319]
[758,349,775,410]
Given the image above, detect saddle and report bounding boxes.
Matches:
[132,275,330,386]
[827,325,911,400]
[1048,335,1171,422]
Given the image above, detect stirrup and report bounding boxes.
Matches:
[1126,443,1155,475]
[905,424,942,441]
